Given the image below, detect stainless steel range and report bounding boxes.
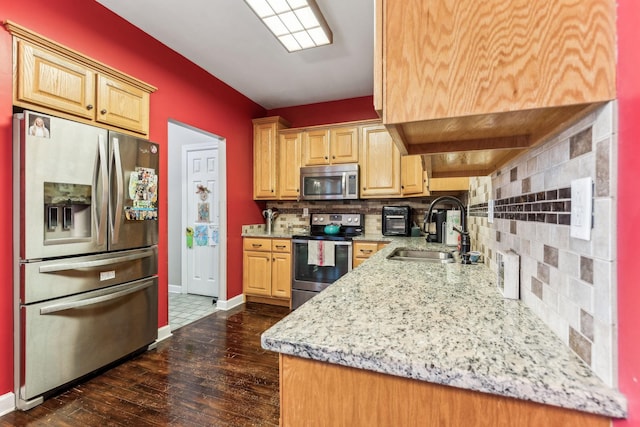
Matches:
[291,213,364,309]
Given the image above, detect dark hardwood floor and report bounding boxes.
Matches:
[0,302,290,427]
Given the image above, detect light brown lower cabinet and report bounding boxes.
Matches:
[242,237,291,307]
[353,241,388,268]
[279,355,611,427]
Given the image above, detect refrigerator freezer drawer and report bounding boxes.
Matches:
[22,246,157,304]
[20,277,158,402]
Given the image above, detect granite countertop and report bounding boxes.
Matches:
[261,237,627,419]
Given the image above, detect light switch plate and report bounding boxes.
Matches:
[570,177,592,240]
[302,207,309,217]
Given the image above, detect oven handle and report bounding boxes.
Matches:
[384,215,407,219]
[39,281,154,315]
[292,239,352,246]
[38,249,155,273]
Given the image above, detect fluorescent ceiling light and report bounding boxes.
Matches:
[245,0,333,52]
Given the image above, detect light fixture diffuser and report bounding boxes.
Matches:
[244,0,333,52]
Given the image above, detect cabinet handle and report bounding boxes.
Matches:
[401,185,405,189]
[272,258,276,262]
[271,189,274,193]
[275,245,286,249]
[252,244,262,248]
[100,109,107,115]
[360,249,373,254]
[324,156,328,160]
[86,104,94,111]
[332,155,335,159]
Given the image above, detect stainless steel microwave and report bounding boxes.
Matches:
[300,164,359,200]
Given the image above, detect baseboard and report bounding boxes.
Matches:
[216,293,245,311]
[0,391,15,416]
[168,284,182,294]
[150,325,173,349]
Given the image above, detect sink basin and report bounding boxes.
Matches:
[386,248,455,263]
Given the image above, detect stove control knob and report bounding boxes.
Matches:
[347,218,352,223]
[353,217,359,223]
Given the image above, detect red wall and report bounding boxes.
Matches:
[615,0,640,425]
[267,96,378,127]
[0,0,267,396]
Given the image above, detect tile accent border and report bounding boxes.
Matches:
[469,187,571,225]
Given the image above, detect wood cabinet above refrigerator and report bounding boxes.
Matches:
[6,21,156,137]
[374,0,616,177]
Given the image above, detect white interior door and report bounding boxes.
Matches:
[185,147,219,297]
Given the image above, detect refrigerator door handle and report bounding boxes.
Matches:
[96,135,109,246]
[38,249,156,273]
[111,137,124,244]
[39,280,154,315]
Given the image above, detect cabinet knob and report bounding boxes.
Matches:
[100,109,107,115]
[271,189,274,193]
[332,155,336,159]
[86,104,94,111]
[324,156,328,160]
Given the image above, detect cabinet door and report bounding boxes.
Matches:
[429,177,470,192]
[243,250,272,296]
[278,132,302,199]
[360,125,401,197]
[254,121,279,199]
[17,41,95,120]
[271,252,292,299]
[302,130,330,166]
[401,155,424,195]
[383,0,616,124]
[329,127,359,164]
[96,75,149,134]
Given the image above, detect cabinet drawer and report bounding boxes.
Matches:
[271,239,291,253]
[243,238,272,252]
[354,242,380,259]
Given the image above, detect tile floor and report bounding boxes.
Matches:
[168,293,219,330]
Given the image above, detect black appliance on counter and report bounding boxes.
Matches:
[382,205,411,236]
[291,213,364,309]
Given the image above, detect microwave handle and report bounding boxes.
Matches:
[342,173,346,197]
[385,215,407,219]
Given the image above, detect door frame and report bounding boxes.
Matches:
[180,141,227,303]
[166,120,227,304]
[181,143,224,299]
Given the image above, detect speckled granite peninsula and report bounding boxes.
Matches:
[261,237,627,419]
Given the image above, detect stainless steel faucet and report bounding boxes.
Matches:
[424,196,471,264]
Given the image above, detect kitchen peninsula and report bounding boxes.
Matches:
[261,237,626,426]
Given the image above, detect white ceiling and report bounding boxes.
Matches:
[96,0,374,110]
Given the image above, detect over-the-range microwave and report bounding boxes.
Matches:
[300,163,359,200]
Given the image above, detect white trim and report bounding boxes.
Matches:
[0,391,15,416]
[168,283,182,294]
[153,325,173,347]
[216,293,245,311]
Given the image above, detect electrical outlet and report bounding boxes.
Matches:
[570,177,592,240]
[302,207,309,217]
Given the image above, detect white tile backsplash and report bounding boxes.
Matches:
[469,102,618,386]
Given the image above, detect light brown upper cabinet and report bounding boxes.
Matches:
[278,130,303,199]
[253,116,290,200]
[302,126,359,166]
[400,155,424,196]
[8,22,155,136]
[374,0,616,176]
[359,125,401,198]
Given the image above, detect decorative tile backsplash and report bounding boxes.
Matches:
[468,102,618,386]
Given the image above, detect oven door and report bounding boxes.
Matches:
[292,239,352,292]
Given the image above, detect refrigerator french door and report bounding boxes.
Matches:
[13,111,160,409]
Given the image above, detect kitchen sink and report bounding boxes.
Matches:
[386,248,455,263]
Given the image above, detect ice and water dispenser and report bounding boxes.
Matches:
[43,182,92,243]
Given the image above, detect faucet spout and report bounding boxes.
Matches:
[424,196,471,260]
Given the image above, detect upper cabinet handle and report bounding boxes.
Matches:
[86,104,94,110]
[100,109,107,115]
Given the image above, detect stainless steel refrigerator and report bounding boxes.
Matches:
[12,110,159,410]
